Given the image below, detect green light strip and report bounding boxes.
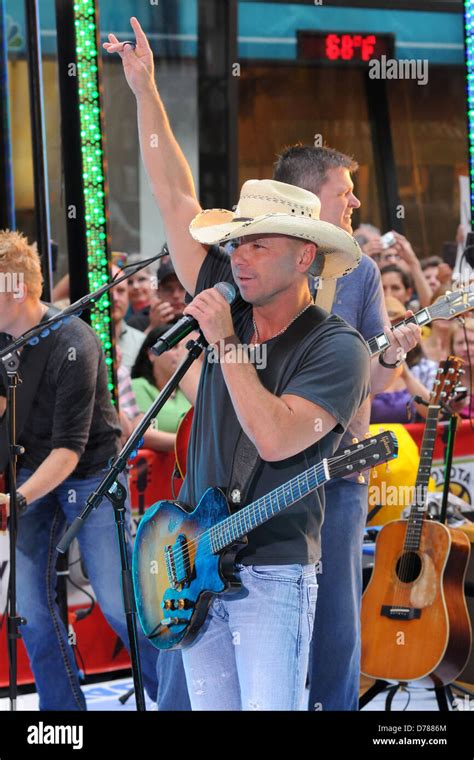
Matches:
[73,0,114,394]
[465,0,474,222]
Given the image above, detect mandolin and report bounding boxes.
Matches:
[361,356,472,687]
[132,431,398,650]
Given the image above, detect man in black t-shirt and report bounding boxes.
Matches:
[0,230,159,710]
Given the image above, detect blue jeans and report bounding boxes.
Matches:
[308,479,368,711]
[16,468,159,711]
[180,563,318,710]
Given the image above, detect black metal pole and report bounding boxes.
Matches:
[439,415,459,525]
[0,0,15,230]
[2,352,27,712]
[24,0,53,300]
[198,0,238,210]
[364,74,403,234]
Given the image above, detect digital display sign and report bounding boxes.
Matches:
[298,31,395,64]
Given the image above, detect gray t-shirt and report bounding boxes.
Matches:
[326,253,387,448]
[179,246,371,564]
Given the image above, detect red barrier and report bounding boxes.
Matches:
[128,449,178,517]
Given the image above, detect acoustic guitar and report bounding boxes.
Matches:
[361,356,472,687]
[132,431,398,650]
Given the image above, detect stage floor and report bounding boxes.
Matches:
[0,675,460,711]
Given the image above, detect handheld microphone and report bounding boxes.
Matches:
[150,281,236,356]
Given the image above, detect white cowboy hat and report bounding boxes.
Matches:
[189,179,361,279]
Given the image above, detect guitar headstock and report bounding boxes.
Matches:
[429,286,474,321]
[430,355,464,405]
[327,431,398,480]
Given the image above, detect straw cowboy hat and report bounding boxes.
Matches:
[189,179,361,279]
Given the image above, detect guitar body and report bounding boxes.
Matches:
[175,407,194,480]
[132,486,245,650]
[361,519,472,686]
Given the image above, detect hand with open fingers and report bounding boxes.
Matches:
[183,289,235,347]
[102,17,154,95]
[381,310,421,365]
[390,231,418,266]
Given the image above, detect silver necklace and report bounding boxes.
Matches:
[252,300,313,345]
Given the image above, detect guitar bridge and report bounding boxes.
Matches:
[381,605,421,620]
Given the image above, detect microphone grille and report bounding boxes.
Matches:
[215,281,236,304]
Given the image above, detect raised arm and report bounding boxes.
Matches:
[104,17,207,296]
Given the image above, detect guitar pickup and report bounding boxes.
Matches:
[381,605,421,620]
[165,534,193,588]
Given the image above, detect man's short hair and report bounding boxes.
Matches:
[0,229,43,299]
[273,145,359,195]
[421,255,443,271]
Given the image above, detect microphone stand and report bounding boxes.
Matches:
[0,350,26,712]
[56,333,207,711]
[0,253,164,712]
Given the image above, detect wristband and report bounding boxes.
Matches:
[378,349,406,369]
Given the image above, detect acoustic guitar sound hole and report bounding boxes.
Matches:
[395,552,422,583]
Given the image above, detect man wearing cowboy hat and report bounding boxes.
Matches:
[169,190,371,712]
[105,21,374,710]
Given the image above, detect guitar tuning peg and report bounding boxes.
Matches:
[352,437,359,444]
[378,427,385,434]
[364,432,371,438]
[357,474,365,484]
[371,467,378,480]
[385,463,391,474]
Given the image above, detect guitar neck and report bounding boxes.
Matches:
[366,307,434,357]
[403,405,440,552]
[209,460,330,554]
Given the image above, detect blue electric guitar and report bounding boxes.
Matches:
[132,431,398,650]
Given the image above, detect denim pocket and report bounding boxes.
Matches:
[246,563,303,582]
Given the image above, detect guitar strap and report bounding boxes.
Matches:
[0,305,60,473]
[227,304,329,511]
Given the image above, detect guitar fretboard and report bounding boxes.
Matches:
[366,308,432,356]
[208,460,328,554]
[403,406,440,552]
